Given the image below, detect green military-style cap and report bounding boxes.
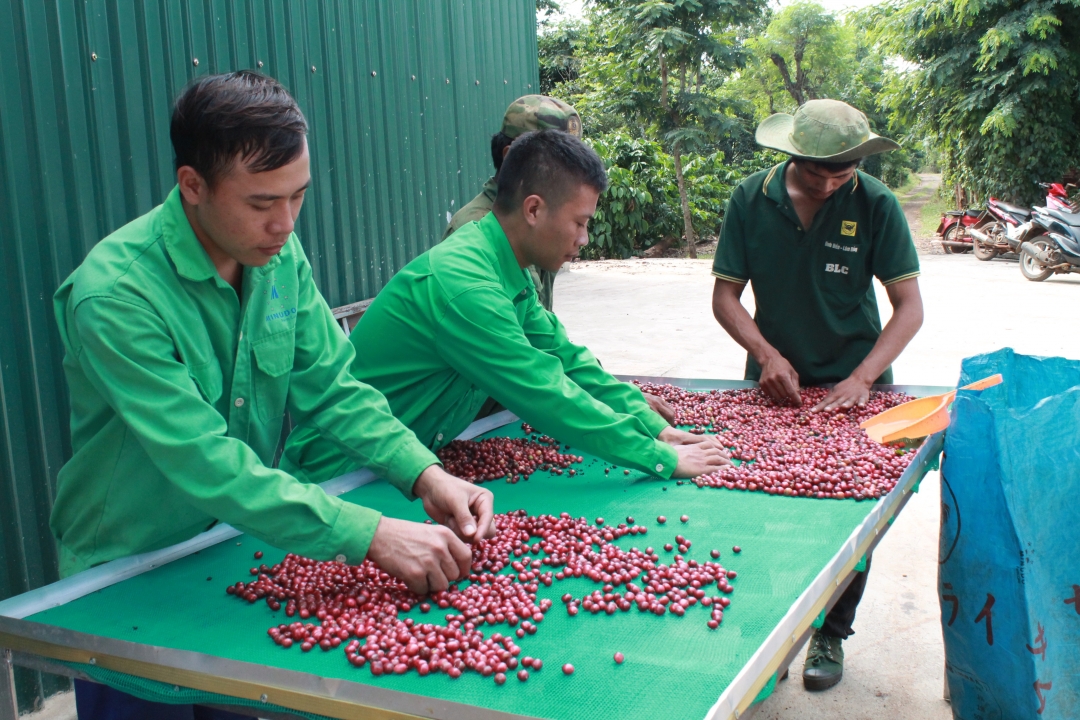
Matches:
[501,95,582,139]
[755,99,899,163]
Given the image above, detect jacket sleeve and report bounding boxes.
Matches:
[522,301,670,437]
[434,286,678,477]
[286,249,439,495]
[68,296,384,563]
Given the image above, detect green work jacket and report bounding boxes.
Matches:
[51,187,437,577]
[442,176,556,311]
[283,212,677,483]
[712,161,920,385]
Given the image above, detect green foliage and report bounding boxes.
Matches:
[869,0,1080,204]
[744,2,847,110]
[587,0,770,255]
[538,19,586,93]
[585,131,777,258]
[586,132,679,258]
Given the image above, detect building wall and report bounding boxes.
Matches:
[0,0,538,710]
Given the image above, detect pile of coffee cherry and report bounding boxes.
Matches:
[229,511,738,683]
[638,383,918,500]
[436,426,582,484]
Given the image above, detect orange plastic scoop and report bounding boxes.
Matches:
[860,374,1003,444]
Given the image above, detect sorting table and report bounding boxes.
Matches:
[0,378,946,720]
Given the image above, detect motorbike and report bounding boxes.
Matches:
[936,208,981,253]
[936,184,1070,256]
[1018,205,1080,281]
[968,198,1046,261]
[1042,182,1076,212]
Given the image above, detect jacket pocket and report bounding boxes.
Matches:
[187,358,223,404]
[252,331,295,422]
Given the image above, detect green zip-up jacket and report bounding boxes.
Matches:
[442,176,556,312]
[282,211,678,484]
[51,187,438,577]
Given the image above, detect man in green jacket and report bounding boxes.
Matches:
[284,130,730,486]
[52,72,493,601]
[442,94,582,312]
[442,95,678,425]
[711,99,924,691]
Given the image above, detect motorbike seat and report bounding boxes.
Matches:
[995,200,1031,217]
[945,210,964,217]
[1049,208,1080,227]
[964,209,982,217]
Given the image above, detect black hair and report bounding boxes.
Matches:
[171,70,308,187]
[494,130,608,212]
[793,157,862,173]
[491,131,514,172]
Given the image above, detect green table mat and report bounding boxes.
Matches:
[30,422,905,720]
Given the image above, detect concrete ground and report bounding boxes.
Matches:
[551,249,1079,719]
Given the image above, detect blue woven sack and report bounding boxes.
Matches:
[940,348,1080,719]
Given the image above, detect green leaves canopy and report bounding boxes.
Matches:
[871,0,1080,203]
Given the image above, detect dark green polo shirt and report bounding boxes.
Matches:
[712,161,920,385]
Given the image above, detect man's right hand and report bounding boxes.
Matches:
[672,443,733,478]
[366,516,472,596]
[758,352,802,406]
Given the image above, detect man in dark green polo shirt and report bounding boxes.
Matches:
[711,99,924,691]
[284,130,730,487]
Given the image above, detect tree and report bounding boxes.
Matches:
[594,0,768,257]
[871,0,1080,204]
[751,2,845,107]
[539,19,587,93]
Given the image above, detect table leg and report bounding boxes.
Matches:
[0,649,18,720]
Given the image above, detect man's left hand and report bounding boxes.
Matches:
[813,375,872,412]
[413,465,497,543]
[643,391,677,424]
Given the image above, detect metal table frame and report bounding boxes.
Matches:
[0,378,946,720]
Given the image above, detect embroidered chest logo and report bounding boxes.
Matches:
[264,279,294,322]
[840,220,858,236]
[825,263,849,275]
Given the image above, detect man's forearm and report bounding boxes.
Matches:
[711,280,778,364]
[850,281,924,384]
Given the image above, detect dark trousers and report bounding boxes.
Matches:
[821,555,872,639]
[74,680,253,720]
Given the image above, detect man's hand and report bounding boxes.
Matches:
[366,517,472,595]
[659,426,728,452]
[813,375,872,413]
[672,443,733,478]
[413,465,497,543]
[643,391,677,424]
[759,352,802,407]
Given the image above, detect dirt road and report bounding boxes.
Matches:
[898,172,945,255]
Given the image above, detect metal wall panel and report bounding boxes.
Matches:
[0,0,538,710]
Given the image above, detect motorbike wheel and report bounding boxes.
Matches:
[973,221,1001,261]
[942,224,971,253]
[1020,238,1054,282]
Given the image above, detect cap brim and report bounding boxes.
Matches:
[755,112,901,162]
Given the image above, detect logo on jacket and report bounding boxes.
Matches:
[841,220,857,236]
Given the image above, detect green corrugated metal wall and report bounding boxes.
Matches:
[0,0,538,711]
